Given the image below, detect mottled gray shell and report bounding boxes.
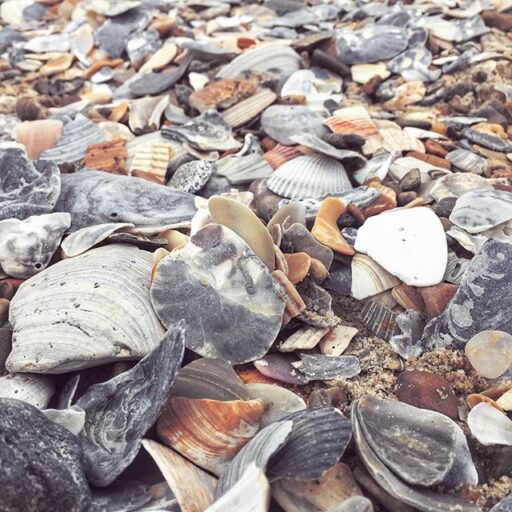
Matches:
[150,224,285,364]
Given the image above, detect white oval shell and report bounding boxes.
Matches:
[267,155,352,200]
[7,245,165,374]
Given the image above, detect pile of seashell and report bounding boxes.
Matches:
[0,0,512,510]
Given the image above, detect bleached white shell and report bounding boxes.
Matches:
[0,373,55,408]
[42,406,86,435]
[7,245,165,374]
[267,155,352,200]
[467,402,512,446]
[355,207,448,286]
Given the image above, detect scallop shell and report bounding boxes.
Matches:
[361,301,399,341]
[325,106,379,138]
[351,254,400,300]
[157,397,264,476]
[0,373,54,408]
[216,44,301,81]
[217,153,273,184]
[263,144,303,170]
[15,120,63,160]
[7,245,165,373]
[267,155,352,200]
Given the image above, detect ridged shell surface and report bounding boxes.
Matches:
[7,244,165,373]
[0,373,55,408]
[267,155,352,199]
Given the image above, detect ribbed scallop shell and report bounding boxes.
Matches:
[267,154,352,199]
[7,244,165,374]
[263,144,303,170]
[157,397,264,476]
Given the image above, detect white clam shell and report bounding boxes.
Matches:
[0,373,55,408]
[7,245,165,374]
[467,402,512,446]
[267,155,352,199]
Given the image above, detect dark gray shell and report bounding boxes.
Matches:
[422,239,512,349]
[0,398,90,512]
[336,25,409,64]
[150,224,285,364]
[55,170,196,231]
[0,146,61,221]
[89,480,152,512]
[76,325,185,487]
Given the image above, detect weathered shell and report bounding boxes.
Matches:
[261,105,327,146]
[361,301,399,341]
[150,224,285,364]
[89,480,152,512]
[143,439,217,512]
[325,106,379,138]
[351,254,400,300]
[0,373,54,408]
[157,397,264,476]
[168,161,214,194]
[217,153,273,184]
[467,401,512,446]
[0,212,70,278]
[15,120,63,160]
[254,353,309,385]
[267,155,352,200]
[292,353,361,381]
[55,170,196,231]
[77,326,185,486]
[446,149,488,173]
[223,89,277,128]
[7,245,165,373]
[282,223,334,269]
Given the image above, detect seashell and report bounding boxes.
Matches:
[388,47,439,83]
[450,189,512,234]
[56,170,196,231]
[81,138,127,174]
[465,330,512,379]
[463,128,512,153]
[42,406,86,436]
[7,245,165,373]
[89,480,152,511]
[361,301,399,341]
[264,144,303,170]
[282,223,333,269]
[162,110,241,152]
[157,397,264,476]
[490,496,512,512]
[0,212,70,278]
[70,24,94,65]
[429,172,492,202]
[283,252,311,284]
[128,143,174,183]
[496,388,512,411]
[216,421,293,498]
[143,439,217,512]
[189,79,257,113]
[351,62,390,84]
[208,195,275,270]
[61,223,135,258]
[172,358,249,402]
[223,89,277,128]
[268,202,307,231]
[218,153,273,184]
[329,496,374,512]
[128,96,166,135]
[325,106,379,138]
[0,373,54,409]
[278,325,328,352]
[467,402,512,446]
[126,131,185,171]
[216,44,301,82]
[168,160,214,194]
[351,254,400,301]
[311,197,354,256]
[246,383,306,427]
[267,155,352,200]
[336,25,409,64]
[261,105,327,146]
[268,408,352,480]
[140,42,178,73]
[355,207,448,287]
[380,127,425,154]
[389,310,425,360]
[353,151,396,185]
[417,284,457,320]
[296,278,340,328]
[0,146,61,221]
[319,325,358,356]
[206,463,269,512]
[40,54,73,76]
[392,283,425,315]
[24,33,70,53]
[15,120,63,160]
[77,326,185,486]
[446,149,488,173]
[293,354,361,381]
[39,114,105,165]
[254,353,309,385]
[82,0,141,16]
[150,224,285,364]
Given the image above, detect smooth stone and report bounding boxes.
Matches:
[55,170,196,231]
[400,169,422,191]
[467,402,512,447]
[150,224,285,365]
[77,326,185,486]
[465,330,512,379]
[434,197,458,218]
[0,212,70,278]
[0,146,61,221]
[0,398,90,511]
[395,370,458,420]
[450,189,512,234]
[355,207,448,286]
[422,239,512,349]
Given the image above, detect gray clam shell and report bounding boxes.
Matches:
[77,325,185,487]
[0,373,55,409]
[0,146,61,221]
[7,245,165,373]
[55,170,196,231]
[150,224,285,364]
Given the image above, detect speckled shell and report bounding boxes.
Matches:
[0,373,55,408]
[157,397,264,476]
[7,245,165,374]
[267,155,352,200]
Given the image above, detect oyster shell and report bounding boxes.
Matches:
[150,224,285,364]
[7,245,165,373]
[77,325,185,486]
[0,373,54,409]
[292,353,361,381]
[157,397,264,476]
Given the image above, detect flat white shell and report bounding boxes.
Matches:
[7,245,165,374]
[0,373,55,408]
[467,402,512,446]
[355,207,448,286]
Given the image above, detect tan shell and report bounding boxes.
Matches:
[189,79,257,113]
[157,397,264,476]
[272,270,306,324]
[325,106,378,137]
[417,283,458,320]
[278,326,329,352]
[15,119,63,160]
[222,89,277,128]
[284,252,311,284]
[351,254,400,300]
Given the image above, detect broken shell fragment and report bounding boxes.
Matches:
[351,254,400,301]
[254,353,309,385]
[0,373,54,409]
[15,119,63,160]
[168,160,214,194]
[292,353,361,381]
[157,397,264,476]
[467,402,512,446]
